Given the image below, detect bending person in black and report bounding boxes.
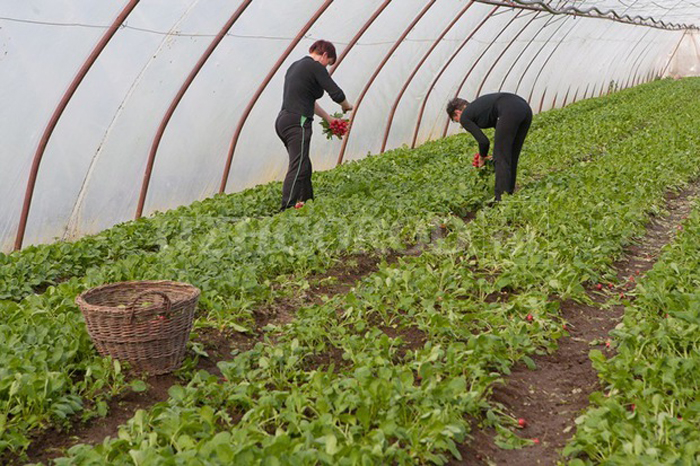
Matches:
[276,39,353,210]
[447,93,532,201]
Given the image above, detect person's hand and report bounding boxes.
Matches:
[341,102,354,113]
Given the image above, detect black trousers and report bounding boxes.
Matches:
[493,96,533,201]
[276,110,314,210]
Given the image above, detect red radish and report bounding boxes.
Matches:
[608,283,614,289]
[605,340,611,348]
[518,418,527,428]
[562,323,568,331]
[619,292,625,299]
[322,115,350,139]
[526,313,534,322]
[532,438,540,445]
[596,283,603,290]
[294,201,304,209]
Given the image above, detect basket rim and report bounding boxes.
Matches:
[76,280,201,311]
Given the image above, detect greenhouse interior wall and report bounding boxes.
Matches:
[1,0,698,253]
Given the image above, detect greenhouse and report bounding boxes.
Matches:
[1,0,700,464]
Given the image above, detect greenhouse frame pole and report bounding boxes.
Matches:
[411,6,499,149]
[475,11,543,96]
[380,1,475,154]
[441,9,526,138]
[329,0,392,75]
[220,0,334,194]
[525,14,589,106]
[661,30,688,76]
[497,13,563,91]
[538,88,547,112]
[636,34,682,84]
[336,0,437,166]
[619,30,657,90]
[562,86,571,107]
[640,35,674,82]
[513,13,576,96]
[14,0,140,251]
[594,24,649,97]
[608,28,639,94]
[585,6,626,98]
[627,32,664,88]
[611,1,685,90]
[136,0,253,219]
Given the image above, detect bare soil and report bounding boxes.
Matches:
[451,183,700,465]
[21,374,176,465]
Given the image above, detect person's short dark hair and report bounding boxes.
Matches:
[309,40,337,61]
[446,97,469,119]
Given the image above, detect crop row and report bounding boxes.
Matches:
[39,78,700,464]
[564,196,700,463]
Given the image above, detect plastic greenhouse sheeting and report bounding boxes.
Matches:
[0,0,698,252]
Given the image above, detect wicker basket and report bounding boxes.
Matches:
[76,280,200,375]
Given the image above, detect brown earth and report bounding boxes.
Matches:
[451,183,700,466]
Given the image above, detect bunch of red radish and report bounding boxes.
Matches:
[472,153,481,167]
[329,118,349,137]
[322,117,350,140]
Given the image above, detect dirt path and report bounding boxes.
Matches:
[452,182,700,466]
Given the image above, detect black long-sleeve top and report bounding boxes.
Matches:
[281,56,346,118]
[459,92,525,157]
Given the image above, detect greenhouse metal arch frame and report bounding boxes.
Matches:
[1,0,697,252]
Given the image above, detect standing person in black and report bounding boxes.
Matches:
[276,40,353,210]
[447,93,532,201]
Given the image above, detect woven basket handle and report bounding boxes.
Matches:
[128,290,172,323]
